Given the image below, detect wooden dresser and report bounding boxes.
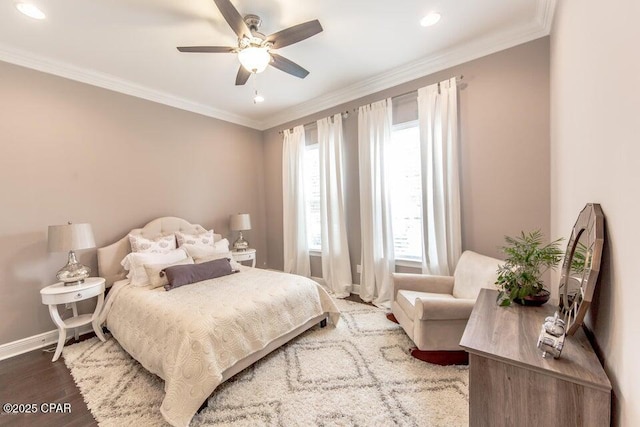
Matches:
[460,289,611,427]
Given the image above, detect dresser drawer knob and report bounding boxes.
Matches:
[75,293,82,299]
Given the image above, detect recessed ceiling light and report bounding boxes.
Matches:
[420,12,441,27]
[15,3,46,20]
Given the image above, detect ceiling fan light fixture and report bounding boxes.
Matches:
[253,92,265,104]
[238,47,270,74]
[420,12,441,27]
[15,2,46,20]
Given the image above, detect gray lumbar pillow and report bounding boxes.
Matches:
[162,258,237,291]
[144,256,194,289]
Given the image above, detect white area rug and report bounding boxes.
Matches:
[63,299,469,426]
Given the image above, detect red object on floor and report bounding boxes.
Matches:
[410,348,469,365]
[386,312,399,324]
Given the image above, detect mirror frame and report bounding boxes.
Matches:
[558,203,604,335]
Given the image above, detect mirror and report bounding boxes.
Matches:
[557,203,605,335]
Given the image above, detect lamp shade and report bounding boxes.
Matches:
[238,47,270,73]
[230,214,252,231]
[47,223,96,253]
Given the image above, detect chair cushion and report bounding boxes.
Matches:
[452,251,502,299]
[396,290,455,318]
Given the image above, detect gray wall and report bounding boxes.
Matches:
[551,0,640,425]
[263,38,551,282]
[0,61,266,346]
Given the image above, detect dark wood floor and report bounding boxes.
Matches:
[0,294,373,426]
[0,337,98,427]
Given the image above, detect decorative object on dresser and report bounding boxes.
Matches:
[231,247,256,267]
[40,277,107,362]
[389,250,503,365]
[229,213,251,251]
[47,222,96,285]
[495,230,564,307]
[536,203,605,359]
[461,288,611,426]
[557,203,604,334]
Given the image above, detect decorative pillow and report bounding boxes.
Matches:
[144,256,194,289]
[121,248,188,286]
[194,254,242,271]
[182,239,241,270]
[128,234,176,253]
[163,258,237,291]
[181,239,230,259]
[175,230,214,248]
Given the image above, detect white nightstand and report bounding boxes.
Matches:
[40,277,107,362]
[231,248,256,267]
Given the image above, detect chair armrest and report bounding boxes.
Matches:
[415,298,476,320]
[391,273,454,300]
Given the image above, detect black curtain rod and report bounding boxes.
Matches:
[278,75,464,135]
[350,74,464,113]
[277,111,350,135]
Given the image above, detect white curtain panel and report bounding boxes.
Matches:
[417,78,462,276]
[282,126,311,277]
[358,99,395,307]
[317,114,352,298]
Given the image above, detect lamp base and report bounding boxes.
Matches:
[233,232,249,252]
[57,250,91,286]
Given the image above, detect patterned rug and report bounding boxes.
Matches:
[63,299,469,426]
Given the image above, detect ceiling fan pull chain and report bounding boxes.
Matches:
[253,73,264,104]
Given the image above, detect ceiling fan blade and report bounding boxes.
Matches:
[177,46,235,53]
[213,0,251,38]
[235,66,252,86]
[267,20,323,49]
[269,53,309,79]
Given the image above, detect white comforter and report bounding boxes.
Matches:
[102,267,340,427]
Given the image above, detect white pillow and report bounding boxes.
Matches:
[129,234,176,253]
[175,230,215,248]
[121,248,188,286]
[144,256,194,289]
[194,253,242,271]
[183,239,241,270]
[182,238,230,258]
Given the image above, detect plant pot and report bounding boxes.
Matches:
[514,289,550,307]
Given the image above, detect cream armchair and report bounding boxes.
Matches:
[390,250,502,364]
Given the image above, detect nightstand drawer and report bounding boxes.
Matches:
[41,282,104,305]
[233,252,254,262]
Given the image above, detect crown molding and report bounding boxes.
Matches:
[0,0,556,132]
[0,43,263,130]
[259,0,556,130]
[536,0,558,33]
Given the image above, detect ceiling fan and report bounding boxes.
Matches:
[177,0,323,86]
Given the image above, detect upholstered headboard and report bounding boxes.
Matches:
[97,217,222,287]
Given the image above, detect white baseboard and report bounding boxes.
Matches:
[0,325,94,361]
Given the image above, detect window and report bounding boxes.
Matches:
[304,144,321,251]
[386,121,423,262]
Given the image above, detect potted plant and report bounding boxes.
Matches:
[495,230,564,307]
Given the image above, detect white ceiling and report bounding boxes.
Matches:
[0,0,555,130]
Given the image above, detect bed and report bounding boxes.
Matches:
[97,217,340,427]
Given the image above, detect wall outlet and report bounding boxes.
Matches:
[356,264,361,274]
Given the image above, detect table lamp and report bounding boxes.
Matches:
[230,213,251,251]
[48,222,96,285]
